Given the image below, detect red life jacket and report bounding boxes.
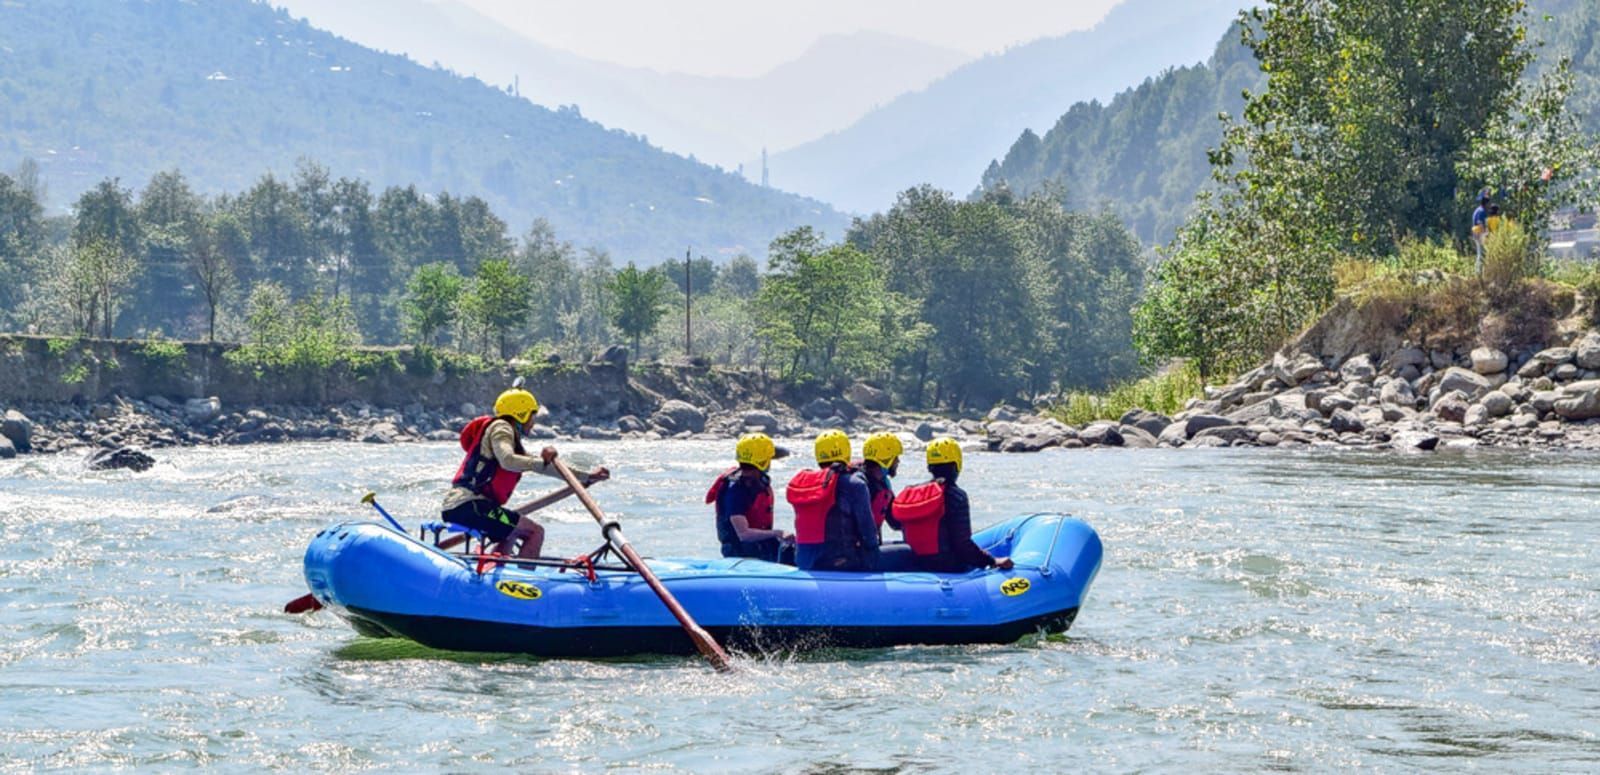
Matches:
[891,480,946,556]
[706,467,775,532]
[451,416,524,506]
[786,466,841,545]
[870,487,892,528]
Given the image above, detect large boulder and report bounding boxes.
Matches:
[1389,346,1428,369]
[592,344,629,369]
[1181,414,1234,439]
[1119,409,1171,437]
[184,397,222,424]
[1317,393,1357,416]
[1479,391,1514,418]
[844,382,891,412]
[986,406,1019,423]
[1078,423,1124,447]
[1432,391,1470,423]
[1339,353,1377,383]
[88,446,155,472]
[800,398,835,420]
[1,409,33,453]
[1470,347,1509,375]
[1119,425,1158,448]
[651,400,706,433]
[1158,422,1189,446]
[997,423,1071,453]
[1329,409,1365,434]
[1191,424,1254,445]
[1533,347,1575,366]
[1575,332,1600,370]
[361,422,404,444]
[1438,367,1491,400]
[1553,380,1600,420]
[1273,352,1324,386]
[1379,379,1416,408]
[739,410,778,433]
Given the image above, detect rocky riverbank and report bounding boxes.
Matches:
[982,304,1600,453]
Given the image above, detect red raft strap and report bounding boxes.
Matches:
[891,480,946,556]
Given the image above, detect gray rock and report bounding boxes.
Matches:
[1553,380,1600,420]
[1192,424,1254,445]
[1182,414,1234,439]
[1339,353,1377,383]
[1379,379,1416,408]
[1256,431,1281,446]
[1329,408,1365,434]
[593,344,629,368]
[1119,426,1158,448]
[1438,367,1491,400]
[1397,363,1422,382]
[1535,347,1576,366]
[1391,346,1428,368]
[830,399,861,422]
[1158,422,1188,447]
[1530,390,1562,414]
[914,421,938,442]
[1432,391,1470,423]
[361,422,403,444]
[1464,404,1489,426]
[1318,393,1357,416]
[998,423,1068,452]
[1533,376,1556,392]
[1575,332,1600,370]
[986,406,1019,423]
[1480,391,1514,417]
[1078,423,1124,447]
[1429,349,1455,369]
[2,409,33,453]
[459,402,479,418]
[739,411,777,433]
[1393,431,1440,451]
[1268,394,1308,418]
[87,446,155,472]
[184,397,222,424]
[1470,347,1508,375]
[0,436,14,459]
[1119,409,1172,437]
[577,425,621,440]
[800,398,835,420]
[1553,363,1580,382]
[652,400,706,433]
[1345,382,1373,401]
[1274,351,1324,386]
[845,382,891,412]
[1517,359,1546,379]
[424,429,457,442]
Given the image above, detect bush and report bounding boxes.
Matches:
[45,336,80,357]
[61,363,89,385]
[1051,362,1204,426]
[135,336,187,371]
[1482,219,1535,287]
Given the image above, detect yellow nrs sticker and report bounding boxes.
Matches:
[496,580,542,600]
[1000,577,1031,597]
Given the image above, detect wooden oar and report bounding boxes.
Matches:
[550,457,734,673]
[283,485,588,614]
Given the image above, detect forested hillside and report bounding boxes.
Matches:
[0,0,845,260]
[764,0,1244,214]
[980,27,1258,245]
[982,0,1600,247]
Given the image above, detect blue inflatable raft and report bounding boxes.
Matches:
[301,514,1102,657]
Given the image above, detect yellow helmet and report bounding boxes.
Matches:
[813,429,851,465]
[925,436,963,473]
[493,388,540,424]
[735,433,776,471]
[862,432,903,468]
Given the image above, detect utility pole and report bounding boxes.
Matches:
[684,247,693,359]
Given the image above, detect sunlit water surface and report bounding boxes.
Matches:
[2,442,1598,771]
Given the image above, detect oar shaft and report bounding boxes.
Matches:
[552,458,733,672]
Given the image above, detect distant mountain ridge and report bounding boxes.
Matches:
[272,0,972,170]
[765,0,1246,213]
[0,0,846,260]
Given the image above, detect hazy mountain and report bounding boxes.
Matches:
[0,0,846,260]
[765,0,1245,213]
[271,0,971,170]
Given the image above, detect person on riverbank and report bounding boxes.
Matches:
[788,430,878,571]
[891,437,1013,573]
[1472,191,1492,274]
[709,433,792,562]
[440,387,608,558]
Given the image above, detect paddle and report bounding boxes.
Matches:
[550,457,734,673]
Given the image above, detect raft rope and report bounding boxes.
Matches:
[461,541,631,579]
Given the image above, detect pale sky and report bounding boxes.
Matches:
[452,0,1123,77]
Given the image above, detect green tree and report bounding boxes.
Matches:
[131,170,204,336]
[402,262,464,347]
[191,210,244,342]
[606,262,671,357]
[460,258,533,359]
[62,240,137,338]
[757,228,896,385]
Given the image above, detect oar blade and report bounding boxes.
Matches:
[284,593,323,614]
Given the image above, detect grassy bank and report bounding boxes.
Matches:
[1049,362,1205,426]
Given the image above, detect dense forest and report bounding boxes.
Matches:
[0,163,1146,408]
[0,0,844,260]
[981,0,1600,247]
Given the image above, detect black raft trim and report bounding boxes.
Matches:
[341,606,1080,658]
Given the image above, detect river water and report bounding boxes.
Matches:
[2,441,1597,771]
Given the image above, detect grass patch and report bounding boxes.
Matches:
[135,336,187,371]
[1050,362,1205,426]
[45,336,81,356]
